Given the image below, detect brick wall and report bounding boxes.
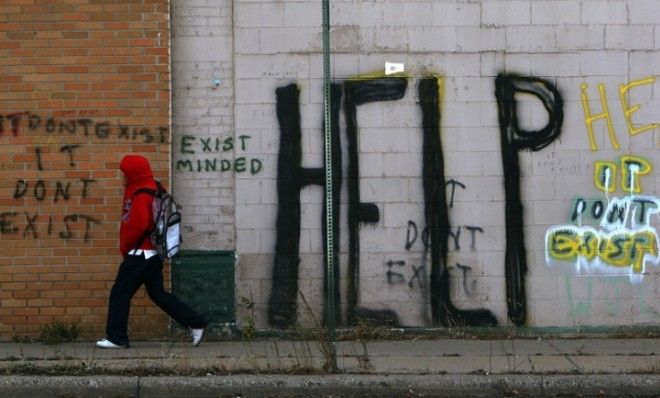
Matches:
[0,0,171,339]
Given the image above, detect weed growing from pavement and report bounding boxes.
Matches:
[11,335,34,344]
[297,292,338,373]
[239,294,257,341]
[11,322,81,345]
[0,362,323,377]
[3,360,656,377]
[37,322,80,345]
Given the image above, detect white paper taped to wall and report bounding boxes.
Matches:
[385,62,405,75]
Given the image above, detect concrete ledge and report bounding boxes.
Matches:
[1,339,657,376]
[0,376,138,398]
[1,374,659,398]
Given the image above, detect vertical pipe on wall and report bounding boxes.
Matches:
[322,0,337,371]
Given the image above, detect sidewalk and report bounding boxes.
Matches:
[0,338,658,397]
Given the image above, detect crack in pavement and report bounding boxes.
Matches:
[544,340,582,373]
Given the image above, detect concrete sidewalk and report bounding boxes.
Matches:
[0,338,658,397]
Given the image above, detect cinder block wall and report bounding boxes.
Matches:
[221,0,660,330]
[0,0,171,338]
[171,0,236,250]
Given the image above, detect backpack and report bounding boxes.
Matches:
[134,181,182,259]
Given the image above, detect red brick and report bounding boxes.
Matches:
[0,0,170,338]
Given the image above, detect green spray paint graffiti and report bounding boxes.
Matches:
[175,134,263,174]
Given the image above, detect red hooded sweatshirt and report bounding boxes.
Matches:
[119,155,157,257]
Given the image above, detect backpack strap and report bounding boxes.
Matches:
[133,187,156,198]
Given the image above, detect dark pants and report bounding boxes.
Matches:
[106,254,207,347]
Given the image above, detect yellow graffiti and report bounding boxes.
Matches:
[593,161,617,193]
[593,156,652,194]
[547,227,658,274]
[582,77,659,151]
[347,69,409,80]
[619,77,659,136]
[621,155,652,193]
[581,83,619,151]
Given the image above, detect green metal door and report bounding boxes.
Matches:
[171,250,235,328]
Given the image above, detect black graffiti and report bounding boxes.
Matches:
[631,199,657,224]
[464,226,484,250]
[0,212,99,241]
[0,112,169,143]
[571,197,657,226]
[14,179,97,202]
[14,180,44,200]
[117,124,166,143]
[0,112,27,136]
[446,179,465,208]
[60,145,81,167]
[448,226,461,250]
[269,77,498,328]
[495,74,563,325]
[405,220,431,250]
[387,260,477,296]
[5,141,102,241]
[35,147,43,171]
[0,212,19,233]
[385,260,427,289]
[35,145,82,171]
[406,221,484,252]
[267,83,342,329]
[349,308,400,327]
[606,202,626,224]
[405,221,418,250]
[455,263,477,296]
[54,182,71,202]
[387,272,405,283]
[345,77,408,325]
[268,73,563,329]
[571,198,604,221]
[409,264,426,289]
[385,260,406,284]
[59,214,100,241]
[268,84,303,328]
[419,77,497,327]
[23,212,38,238]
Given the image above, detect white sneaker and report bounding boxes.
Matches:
[191,328,205,347]
[95,339,126,349]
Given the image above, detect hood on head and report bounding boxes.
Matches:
[120,155,153,184]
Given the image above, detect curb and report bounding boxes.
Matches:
[0,374,658,397]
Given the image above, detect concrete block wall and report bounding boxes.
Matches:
[171,0,237,250]
[0,0,171,338]
[174,0,660,330]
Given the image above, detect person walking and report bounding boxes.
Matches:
[96,154,207,349]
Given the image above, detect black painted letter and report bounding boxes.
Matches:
[495,74,563,325]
